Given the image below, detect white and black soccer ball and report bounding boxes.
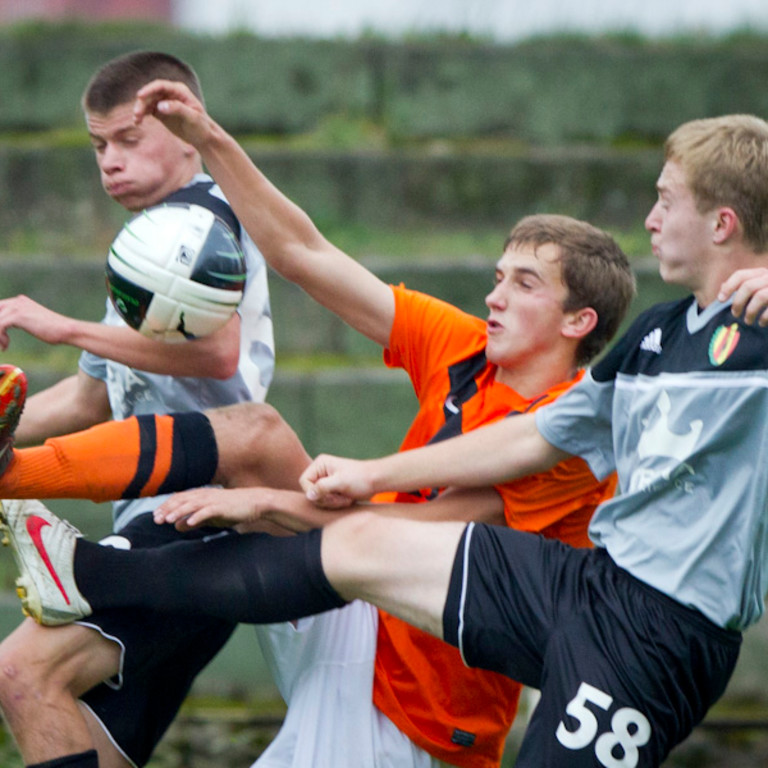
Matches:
[106,203,246,342]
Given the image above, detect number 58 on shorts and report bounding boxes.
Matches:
[556,682,652,768]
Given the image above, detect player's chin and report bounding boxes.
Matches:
[108,189,151,212]
[108,191,139,211]
[484,340,505,365]
[657,262,689,288]
[485,342,520,372]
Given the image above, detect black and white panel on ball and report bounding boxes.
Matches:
[106,202,247,342]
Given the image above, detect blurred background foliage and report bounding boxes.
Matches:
[3,21,768,259]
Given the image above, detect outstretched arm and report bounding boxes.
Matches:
[133,80,395,348]
[153,486,348,533]
[153,483,504,534]
[0,294,241,379]
[301,411,570,506]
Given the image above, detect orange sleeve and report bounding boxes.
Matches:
[384,284,486,402]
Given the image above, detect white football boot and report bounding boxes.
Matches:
[0,499,92,625]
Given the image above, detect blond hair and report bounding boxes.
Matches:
[665,115,768,252]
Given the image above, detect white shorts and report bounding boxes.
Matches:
[252,600,444,768]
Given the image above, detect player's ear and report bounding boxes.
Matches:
[712,206,739,245]
[562,306,598,340]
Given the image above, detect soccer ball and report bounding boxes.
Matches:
[106,203,246,342]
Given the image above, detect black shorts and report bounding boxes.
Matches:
[79,515,238,767]
[443,523,742,767]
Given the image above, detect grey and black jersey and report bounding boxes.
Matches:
[537,295,768,631]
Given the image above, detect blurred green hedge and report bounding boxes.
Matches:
[5,22,767,250]
[0,143,663,254]
[1,22,768,143]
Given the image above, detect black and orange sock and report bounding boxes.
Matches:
[0,412,217,502]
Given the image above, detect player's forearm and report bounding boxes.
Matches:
[193,122,395,346]
[135,81,332,289]
[257,489,350,532]
[366,414,564,494]
[63,317,239,378]
[194,123,327,273]
[372,486,505,525]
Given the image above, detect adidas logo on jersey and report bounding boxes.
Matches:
[640,328,662,354]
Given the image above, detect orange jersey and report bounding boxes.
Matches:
[372,286,617,767]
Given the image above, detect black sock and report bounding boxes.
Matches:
[27,750,99,768]
[74,529,347,623]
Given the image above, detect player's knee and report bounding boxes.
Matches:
[0,623,117,711]
[321,511,387,585]
[214,401,307,488]
[211,402,283,457]
[331,509,384,547]
[245,402,286,442]
[0,638,23,711]
[0,628,60,715]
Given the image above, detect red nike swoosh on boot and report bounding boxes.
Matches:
[26,515,72,605]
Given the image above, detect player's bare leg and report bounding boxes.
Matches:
[207,401,311,491]
[1,500,463,637]
[82,705,134,768]
[320,511,465,639]
[0,619,121,765]
[0,398,310,503]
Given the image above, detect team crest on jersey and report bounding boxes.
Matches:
[708,323,740,366]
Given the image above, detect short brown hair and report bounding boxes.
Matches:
[82,51,203,114]
[665,115,768,252]
[504,214,635,365]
